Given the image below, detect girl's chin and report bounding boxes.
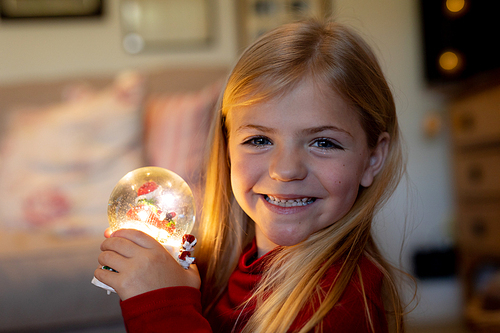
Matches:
[256,226,310,249]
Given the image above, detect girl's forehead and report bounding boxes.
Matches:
[228,76,351,112]
[226,79,365,135]
[228,79,350,113]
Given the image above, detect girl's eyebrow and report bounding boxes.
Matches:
[302,125,353,138]
[235,124,277,134]
[236,124,353,138]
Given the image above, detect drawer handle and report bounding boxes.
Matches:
[470,218,487,238]
[467,165,483,183]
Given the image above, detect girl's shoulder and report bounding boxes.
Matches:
[317,256,388,332]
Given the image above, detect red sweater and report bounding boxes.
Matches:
[121,240,388,333]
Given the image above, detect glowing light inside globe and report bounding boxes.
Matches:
[108,167,195,249]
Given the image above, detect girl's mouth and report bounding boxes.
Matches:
[265,195,316,207]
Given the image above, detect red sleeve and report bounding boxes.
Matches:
[120,286,212,333]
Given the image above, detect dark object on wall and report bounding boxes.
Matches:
[419,0,500,86]
[413,246,457,279]
[0,0,103,20]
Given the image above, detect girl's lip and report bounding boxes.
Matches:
[266,194,314,201]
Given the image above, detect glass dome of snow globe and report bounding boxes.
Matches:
[107,166,195,249]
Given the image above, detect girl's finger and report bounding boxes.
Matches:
[100,235,137,257]
[93,265,120,291]
[110,228,159,249]
[104,227,113,238]
[97,248,130,273]
[99,234,152,266]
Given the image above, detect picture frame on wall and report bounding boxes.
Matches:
[119,0,214,54]
[237,0,332,48]
[0,0,103,20]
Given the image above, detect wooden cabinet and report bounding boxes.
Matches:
[450,84,500,330]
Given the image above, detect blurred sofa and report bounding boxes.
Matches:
[0,66,226,332]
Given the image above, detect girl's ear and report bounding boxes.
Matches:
[360,132,390,187]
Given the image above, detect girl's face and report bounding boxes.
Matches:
[227,80,387,256]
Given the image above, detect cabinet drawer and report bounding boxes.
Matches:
[454,149,500,196]
[450,85,500,147]
[458,202,500,255]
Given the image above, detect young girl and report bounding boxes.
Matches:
[95,19,407,333]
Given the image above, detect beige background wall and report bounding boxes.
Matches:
[0,0,238,84]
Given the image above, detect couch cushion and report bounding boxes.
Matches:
[143,80,222,209]
[0,72,145,235]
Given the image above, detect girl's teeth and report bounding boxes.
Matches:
[265,196,314,207]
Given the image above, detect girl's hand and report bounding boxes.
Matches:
[104,227,113,238]
[94,228,201,301]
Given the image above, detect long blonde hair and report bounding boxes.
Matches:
[196,19,407,333]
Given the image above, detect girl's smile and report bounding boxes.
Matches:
[262,195,316,216]
[264,195,315,208]
[227,79,387,257]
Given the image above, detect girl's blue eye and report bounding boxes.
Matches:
[243,136,272,147]
[312,138,344,150]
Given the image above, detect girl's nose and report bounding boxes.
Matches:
[269,147,307,181]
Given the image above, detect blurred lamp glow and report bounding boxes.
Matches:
[439,51,460,72]
[446,0,466,13]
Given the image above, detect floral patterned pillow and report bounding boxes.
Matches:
[0,72,145,235]
[143,80,222,210]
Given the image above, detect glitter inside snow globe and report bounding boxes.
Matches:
[107,166,196,249]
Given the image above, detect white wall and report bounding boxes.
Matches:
[0,0,238,84]
[0,0,460,326]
